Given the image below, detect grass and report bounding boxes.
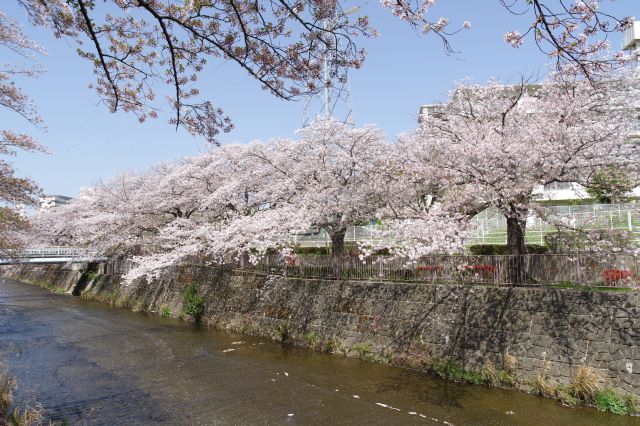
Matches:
[570,366,602,403]
[596,390,628,415]
[324,339,336,353]
[160,305,171,318]
[549,282,635,292]
[1,362,47,426]
[533,361,555,397]
[86,271,99,282]
[0,365,15,418]
[531,363,636,416]
[182,284,205,323]
[433,360,485,385]
[349,342,375,362]
[303,331,319,347]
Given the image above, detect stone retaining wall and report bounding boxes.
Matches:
[4,263,638,399]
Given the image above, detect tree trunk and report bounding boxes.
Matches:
[239,252,249,269]
[505,206,528,285]
[330,229,346,279]
[330,230,346,258]
[506,216,527,256]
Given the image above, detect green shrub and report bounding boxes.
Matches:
[596,390,628,415]
[524,244,548,254]
[341,243,360,256]
[324,339,336,353]
[432,360,484,385]
[182,284,205,323]
[303,332,319,346]
[468,244,548,255]
[349,342,375,361]
[86,271,99,281]
[294,246,330,255]
[160,305,171,318]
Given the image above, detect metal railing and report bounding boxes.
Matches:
[236,254,640,288]
[0,247,103,264]
[468,203,640,245]
[21,247,96,257]
[290,203,640,247]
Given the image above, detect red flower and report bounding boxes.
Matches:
[465,264,496,273]
[602,269,632,285]
[416,265,442,271]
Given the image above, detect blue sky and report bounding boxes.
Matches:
[4,1,638,197]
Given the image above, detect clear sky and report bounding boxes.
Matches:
[4,1,639,197]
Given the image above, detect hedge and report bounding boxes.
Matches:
[468,244,548,255]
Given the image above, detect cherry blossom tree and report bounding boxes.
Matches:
[498,0,635,78]
[33,119,406,279]
[0,10,47,252]
[12,0,377,144]
[32,173,146,253]
[405,74,639,259]
[34,150,239,252]
[245,118,394,257]
[127,118,397,271]
[32,142,282,278]
[355,145,471,261]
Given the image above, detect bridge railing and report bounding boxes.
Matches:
[21,247,96,257]
[0,247,103,264]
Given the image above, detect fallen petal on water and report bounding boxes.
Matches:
[222,349,236,353]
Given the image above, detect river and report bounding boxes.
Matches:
[0,279,637,425]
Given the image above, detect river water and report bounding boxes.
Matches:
[0,279,637,425]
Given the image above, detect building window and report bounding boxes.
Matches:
[543,182,573,191]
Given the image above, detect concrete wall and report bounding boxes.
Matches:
[4,263,639,398]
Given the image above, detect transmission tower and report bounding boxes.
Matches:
[622,19,640,76]
[302,7,359,127]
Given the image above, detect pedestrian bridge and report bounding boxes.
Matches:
[0,247,105,265]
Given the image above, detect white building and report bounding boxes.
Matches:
[39,195,73,212]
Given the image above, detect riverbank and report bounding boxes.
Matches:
[3,262,639,416]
